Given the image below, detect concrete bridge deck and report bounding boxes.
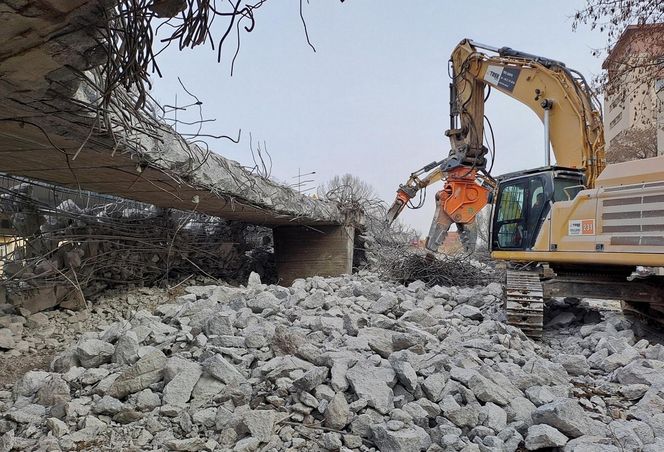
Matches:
[0,0,358,284]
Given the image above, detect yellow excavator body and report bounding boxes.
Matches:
[495,155,664,266]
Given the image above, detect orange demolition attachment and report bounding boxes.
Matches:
[386,160,492,252]
[425,167,490,252]
[438,167,490,224]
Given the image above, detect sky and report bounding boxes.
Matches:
[150,0,608,236]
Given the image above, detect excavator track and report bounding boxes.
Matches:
[505,270,544,339]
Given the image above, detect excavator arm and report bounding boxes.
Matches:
[385,160,443,225]
[387,38,605,252]
[450,39,605,184]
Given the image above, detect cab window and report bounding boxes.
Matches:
[553,178,584,201]
[527,178,547,245]
[494,182,526,249]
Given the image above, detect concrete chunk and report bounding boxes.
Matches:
[525,424,569,450]
[108,350,167,399]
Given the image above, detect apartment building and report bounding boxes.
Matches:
[602,23,664,162]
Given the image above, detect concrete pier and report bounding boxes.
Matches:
[274,225,355,285]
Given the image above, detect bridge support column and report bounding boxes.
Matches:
[273,225,355,286]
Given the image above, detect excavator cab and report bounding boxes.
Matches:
[490,168,585,251]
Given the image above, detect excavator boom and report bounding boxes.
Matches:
[450,39,605,186]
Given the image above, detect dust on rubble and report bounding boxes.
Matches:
[0,351,54,388]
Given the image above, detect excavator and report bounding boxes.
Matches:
[387,39,664,338]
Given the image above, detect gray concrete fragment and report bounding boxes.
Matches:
[620,384,649,400]
[47,417,69,437]
[525,386,559,406]
[34,375,70,406]
[0,431,13,452]
[241,409,277,442]
[136,389,161,411]
[347,362,396,414]
[247,292,279,313]
[391,360,418,393]
[13,371,51,398]
[325,392,350,429]
[369,293,398,314]
[453,304,483,321]
[164,437,206,451]
[532,399,592,438]
[113,332,140,365]
[76,339,114,368]
[205,314,234,336]
[322,432,342,450]
[615,360,664,386]
[482,402,507,432]
[554,354,590,376]
[93,395,125,415]
[371,422,432,451]
[6,403,46,423]
[562,435,621,452]
[162,361,202,407]
[0,329,15,350]
[108,350,167,399]
[293,366,328,392]
[468,374,510,406]
[525,424,569,450]
[421,373,447,402]
[601,347,640,372]
[446,405,480,429]
[203,354,246,385]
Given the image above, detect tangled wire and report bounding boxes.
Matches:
[0,175,275,308]
[383,250,500,288]
[97,0,347,114]
[362,235,500,288]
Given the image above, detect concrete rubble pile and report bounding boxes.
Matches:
[0,286,169,360]
[1,272,664,451]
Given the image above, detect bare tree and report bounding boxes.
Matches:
[318,174,382,211]
[318,174,419,244]
[606,126,659,162]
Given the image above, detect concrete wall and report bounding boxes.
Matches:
[273,225,355,286]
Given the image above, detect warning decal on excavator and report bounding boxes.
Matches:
[484,65,521,92]
[568,219,595,236]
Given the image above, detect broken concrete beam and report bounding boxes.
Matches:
[0,0,353,228]
[8,288,58,315]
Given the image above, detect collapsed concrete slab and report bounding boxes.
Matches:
[0,0,350,227]
[0,0,362,283]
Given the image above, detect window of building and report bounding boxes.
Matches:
[609,111,623,129]
[609,96,623,112]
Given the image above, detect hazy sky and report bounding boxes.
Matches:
[151,1,607,235]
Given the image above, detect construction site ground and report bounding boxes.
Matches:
[1,273,664,451]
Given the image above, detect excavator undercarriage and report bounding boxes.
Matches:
[505,264,664,338]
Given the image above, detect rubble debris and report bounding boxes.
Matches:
[0,175,276,315]
[361,233,499,289]
[0,271,663,451]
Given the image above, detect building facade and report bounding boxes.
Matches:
[602,24,664,163]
